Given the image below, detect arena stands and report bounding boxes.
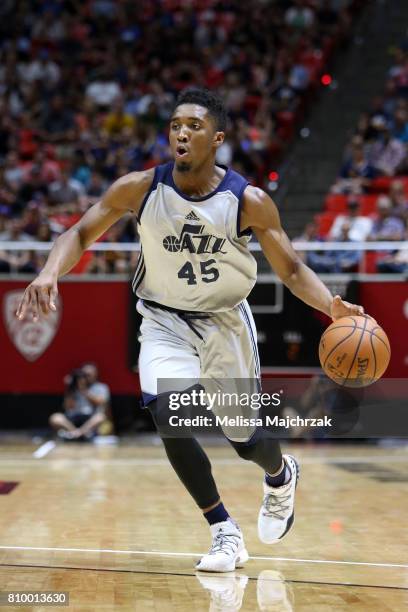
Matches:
[307,37,408,273]
[0,0,365,273]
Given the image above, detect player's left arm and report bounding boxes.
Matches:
[241,186,365,320]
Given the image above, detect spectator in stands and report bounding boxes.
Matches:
[48,167,85,208]
[0,207,8,233]
[49,364,110,441]
[307,221,361,273]
[0,217,32,244]
[21,201,45,237]
[332,136,376,194]
[329,198,373,241]
[391,106,408,143]
[23,149,61,184]
[41,95,76,144]
[16,165,49,212]
[294,220,324,263]
[85,69,122,110]
[271,78,299,115]
[388,47,408,98]
[377,247,408,274]
[22,49,61,87]
[0,185,17,218]
[367,195,405,241]
[0,217,34,273]
[86,171,108,201]
[389,179,408,220]
[355,112,374,142]
[103,99,136,136]
[3,152,24,190]
[87,222,130,274]
[369,116,406,176]
[285,0,315,30]
[289,63,310,93]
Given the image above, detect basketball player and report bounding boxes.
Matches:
[16,88,366,572]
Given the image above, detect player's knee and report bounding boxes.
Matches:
[147,384,204,435]
[230,439,258,461]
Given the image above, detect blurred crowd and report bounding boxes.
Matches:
[0,0,362,274]
[331,42,408,195]
[300,37,408,274]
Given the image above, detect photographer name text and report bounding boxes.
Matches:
[168,415,332,428]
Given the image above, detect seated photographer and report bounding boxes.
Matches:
[49,364,110,440]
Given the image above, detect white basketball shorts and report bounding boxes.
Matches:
[137,299,260,406]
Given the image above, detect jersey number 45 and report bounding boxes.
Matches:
[177,259,219,285]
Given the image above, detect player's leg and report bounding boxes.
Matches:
[138,301,247,571]
[200,300,300,544]
[147,395,248,572]
[237,301,300,543]
[148,394,220,510]
[229,433,299,544]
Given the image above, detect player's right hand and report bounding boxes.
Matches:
[15,274,58,322]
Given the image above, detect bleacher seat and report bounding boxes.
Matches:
[324,194,379,215]
[359,194,379,215]
[315,211,336,236]
[369,176,408,193]
[324,194,347,212]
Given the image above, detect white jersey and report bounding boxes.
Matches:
[132,161,257,312]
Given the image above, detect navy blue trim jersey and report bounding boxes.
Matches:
[132,162,257,312]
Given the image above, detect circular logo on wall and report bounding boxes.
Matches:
[3,290,62,361]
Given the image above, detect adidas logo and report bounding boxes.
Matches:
[185,210,200,221]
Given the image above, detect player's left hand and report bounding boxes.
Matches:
[330,294,365,321]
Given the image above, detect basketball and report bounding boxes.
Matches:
[319,316,391,387]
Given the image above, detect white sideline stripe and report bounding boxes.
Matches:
[2,455,408,466]
[32,441,56,459]
[0,545,406,569]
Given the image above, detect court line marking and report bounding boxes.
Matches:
[1,563,407,591]
[0,545,407,569]
[2,455,408,466]
[32,441,56,459]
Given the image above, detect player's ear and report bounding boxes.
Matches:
[213,131,225,148]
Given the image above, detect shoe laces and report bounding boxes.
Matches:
[209,528,240,556]
[262,490,291,520]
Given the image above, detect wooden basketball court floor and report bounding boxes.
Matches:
[0,438,407,611]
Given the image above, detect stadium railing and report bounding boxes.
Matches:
[1,240,406,276]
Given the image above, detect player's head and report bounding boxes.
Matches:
[170,88,227,172]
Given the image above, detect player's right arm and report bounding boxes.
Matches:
[16,169,154,321]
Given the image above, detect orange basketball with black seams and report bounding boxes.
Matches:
[318,315,391,387]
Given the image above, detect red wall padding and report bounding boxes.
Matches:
[0,279,406,394]
[0,280,139,394]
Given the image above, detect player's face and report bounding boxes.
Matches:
[169,104,224,172]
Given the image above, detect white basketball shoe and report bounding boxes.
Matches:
[196,519,249,572]
[258,455,300,544]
